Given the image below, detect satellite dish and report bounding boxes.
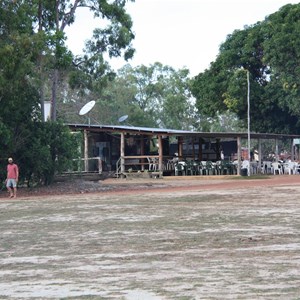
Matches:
[118,115,128,123]
[79,100,95,116]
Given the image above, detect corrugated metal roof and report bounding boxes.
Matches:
[68,123,192,135]
[67,123,300,139]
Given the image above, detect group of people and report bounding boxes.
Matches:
[4,157,19,198]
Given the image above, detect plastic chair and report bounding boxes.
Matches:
[186,161,197,176]
[175,161,186,176]
[204,161,215,175]
[147,157,158,171]
[283,161,297,175]
[219,160,232,175]
[262,161,272,174]
[271,162,282,175]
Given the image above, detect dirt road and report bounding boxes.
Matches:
[1,173,300,199]
[0,175,300,299]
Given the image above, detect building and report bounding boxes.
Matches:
[67,123,300,177]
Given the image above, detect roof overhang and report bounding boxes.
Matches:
[67,123,300,140]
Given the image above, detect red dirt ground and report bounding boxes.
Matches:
[1,174,300,199]
[1,174,300,298]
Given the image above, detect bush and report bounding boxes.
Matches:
[21,122,80,186]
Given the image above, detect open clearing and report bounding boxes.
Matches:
[0,176,300,299]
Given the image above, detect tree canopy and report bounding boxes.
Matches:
[0,0,135,185]
[59,62,200,130]
[191,3,300,134]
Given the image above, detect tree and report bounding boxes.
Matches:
[262,4,300,116]
[115,63,198,130]
[191,3,300,134]
[42,0,136,121]
[58,62,200,130]
[0,1,41,152]
[0,1,80,185]
[19,122,80,185]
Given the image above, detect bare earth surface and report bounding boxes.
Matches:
[0,175,300,299]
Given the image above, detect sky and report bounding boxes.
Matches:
[65,0,300,76]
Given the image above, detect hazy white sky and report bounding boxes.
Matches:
[65,0,299,76]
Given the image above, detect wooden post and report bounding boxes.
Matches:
[120,132,125,174]
[237,136,241,175]
[258,138,262,173]
[84,129,88,172]
[291,139,295,161]
[140,135,145,171]
[178,136,183,159]
[158,135,163,177]
[275,139,279,162]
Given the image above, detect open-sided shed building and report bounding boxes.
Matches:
[67,123,300,177]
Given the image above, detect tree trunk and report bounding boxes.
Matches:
[51,0,61,121]
[51,69,58,121]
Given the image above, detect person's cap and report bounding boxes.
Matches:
[8,157,13,162]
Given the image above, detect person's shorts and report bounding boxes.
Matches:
[6,179,17,188]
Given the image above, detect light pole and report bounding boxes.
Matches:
[247,70,251,176]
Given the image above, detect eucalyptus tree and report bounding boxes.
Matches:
[0,1,41,157]
[0,1,86,184]
[192,3,300,134]
[1,0,135,121]
[35,0,135,121]
[112,63,198,130]
[64,62,198,129]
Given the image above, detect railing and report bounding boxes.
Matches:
[115,155,161,178]
[64,157,102,174]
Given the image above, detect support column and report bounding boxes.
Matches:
[140,135,145,171]
[158,135,163,177]
[178,136,183,159]
[237,137,241,175]
[291,139,295,161]
[258,138,262,173]
[84,129,88,172]
[275,139,279,162]
[216,139,221,160]
[120,132,125,174]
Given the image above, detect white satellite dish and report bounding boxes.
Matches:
[79,100,95,116]
[118,115,128,123]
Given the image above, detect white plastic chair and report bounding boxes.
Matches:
[147,157,158,171]
[241,160,249,169]
[262,161,273,174]
[271,162,282,175]
[284,161,297,175]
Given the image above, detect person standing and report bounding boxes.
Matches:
[6,157,19,198]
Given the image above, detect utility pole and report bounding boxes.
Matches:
[247,70,251,176]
